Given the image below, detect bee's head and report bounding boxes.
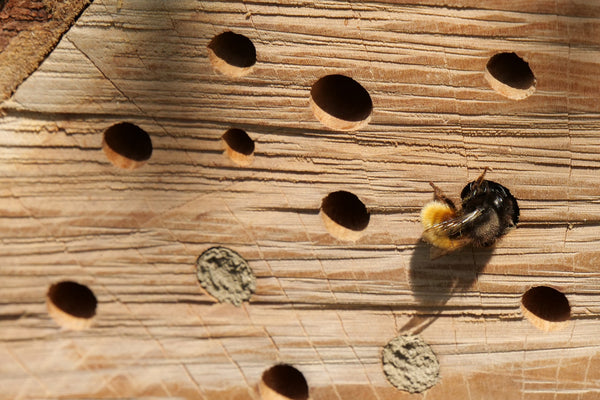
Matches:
[461,179,516,218]
[461,168,490,202]
[460,179,494,203]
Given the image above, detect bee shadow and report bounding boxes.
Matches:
[403,240,494,333]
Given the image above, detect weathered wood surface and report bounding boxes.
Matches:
[0,0,92,101]
[1,0,600,398]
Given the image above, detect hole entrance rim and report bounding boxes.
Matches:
[102,122,152,169]
[521,285,571,331]
[310,74,373,131]
[485,52,536,100]
[260,363,309,400]
[46,281,97,330]
[221,128,255,167]
[208,31,256,77]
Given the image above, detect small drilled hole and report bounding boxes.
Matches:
[222,128,255,166]
[102,122,152,169]
[310,74,373,131]
[259,364,309,400]
[46,281,97,330]
[521,286,571,332]
[485,52,536,100]
[207,31,256,78]
[320,190,370,241]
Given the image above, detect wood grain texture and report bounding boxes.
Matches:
[0,0,92,101]
[1,0,600,399]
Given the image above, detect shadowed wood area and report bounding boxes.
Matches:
[0,0,92,101]
[1,0,600,399]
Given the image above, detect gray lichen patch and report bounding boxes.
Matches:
[382,334,440,393]
[196,247,256,306]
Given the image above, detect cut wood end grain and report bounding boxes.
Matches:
[309,96,372,131]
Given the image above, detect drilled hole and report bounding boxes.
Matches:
[196,247,256,307]
[259,364,309,400]
[207,31,256,78]
[310,74,372,131]
[222,128,255,166]
[46,281,97,330]
[485,52,536,100]
[320,190,369,241]
[521,286,571,332]
[102,122,152,169]
[382,335,440,393]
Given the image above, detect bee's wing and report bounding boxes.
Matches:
[425,208,483,237]
[422,210,483,259]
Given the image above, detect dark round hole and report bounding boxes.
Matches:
[222,128,254,156]
[103,122,152,168]
[310,74,372,130]
[486,52,535,90]
[208,31,256,69]
[321,191,370,232]
[521,286,570,330]
[47,281,97,320]
[261,364,309,400]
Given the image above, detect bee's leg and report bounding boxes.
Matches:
[475,167,490,186]
[429,182,456,211]
[430,246,452,260]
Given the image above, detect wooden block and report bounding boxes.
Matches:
[1,0,600,399]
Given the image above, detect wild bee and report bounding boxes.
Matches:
[420,168,519,258]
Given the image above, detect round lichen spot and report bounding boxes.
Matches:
[310,74,373,131]
[222,128,255,166]
[320,190,370,241]
[196,247,256,306]
[102,122,152,169]
[207,31,256,78]
[46,281,97,330]
[382,334,440,393]
[521,286,571,332]
[484,52,536,100]
[259,364,309,400]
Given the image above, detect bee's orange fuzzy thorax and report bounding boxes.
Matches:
[420,201,464,251]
